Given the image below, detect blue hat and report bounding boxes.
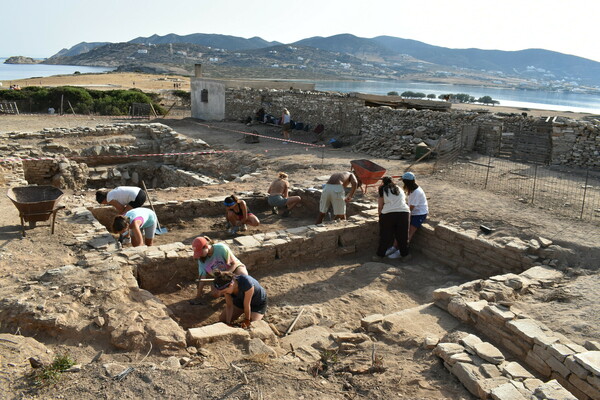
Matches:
[402,172,415,180]
[223,196,236,206]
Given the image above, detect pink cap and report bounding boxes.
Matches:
[192,237,208,258]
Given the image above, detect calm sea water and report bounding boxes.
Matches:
[0,58,113,82]
[2,59,599,114]
[314,80,600,114]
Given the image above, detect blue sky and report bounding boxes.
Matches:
[2,0,599,63]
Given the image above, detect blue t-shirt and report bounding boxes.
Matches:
[232,275,267,309]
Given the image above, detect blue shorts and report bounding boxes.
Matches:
[410,214,427,228]
[268,195,288,208]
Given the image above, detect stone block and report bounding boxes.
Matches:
[545,355,572,378]
[247,338,277,358]
[525,350,552,377]
[249,320,278,346]
[460,334,483,354]
[548,343,577,362]
[569,374,600,399]
[533,379,578,400]
[481,304,516,324]
[490,382,529,400]
[520,266,563,283]
[584,341,600,351]
[565,355,592,379]
[434,343,466,364]
[473,342,505,365]
[233,235,262,248]
[480,363,502,378]
[187,323,250,346]
[360,314,383,329]
[507,318,550,344]
[574,351,600,376]
[500,361,535,381]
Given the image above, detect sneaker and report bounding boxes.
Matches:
[240,224,247,232]
[229,226,240,235]
[385,246,396,256]
[371,255,384,262]
[272,206,278,215]
[388,250,401,259]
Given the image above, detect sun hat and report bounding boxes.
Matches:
[402,172,415,180]
[192,237,208,258]
[223,196,236,207]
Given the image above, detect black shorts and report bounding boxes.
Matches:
[235,299,268,315]
[128,190,147,209]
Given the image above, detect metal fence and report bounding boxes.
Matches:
[433,152,600,223]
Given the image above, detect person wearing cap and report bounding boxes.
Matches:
[224,195,260,235]
[281,108,291,141]
[315,171,358,224]
[212,270,267,328]
[96,186,146,214]
[267,172,302,217]
[112,207,157,247]
[373,176,411,261]
[190,236,249,305]
[402,171,429,242]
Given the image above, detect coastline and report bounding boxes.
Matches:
[1,72,598,120]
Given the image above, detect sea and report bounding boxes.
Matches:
[2,59,600,114]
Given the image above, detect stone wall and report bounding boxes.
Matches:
[433,267,600,400]
[223,88,600,169]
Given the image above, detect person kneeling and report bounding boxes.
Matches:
[213,270,267,328]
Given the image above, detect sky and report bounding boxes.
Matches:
[2,0,600,63]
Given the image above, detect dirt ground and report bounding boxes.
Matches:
[1,108,599,399]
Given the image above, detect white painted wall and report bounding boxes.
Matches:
[190,78,225,121]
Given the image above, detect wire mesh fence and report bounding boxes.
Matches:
[433,153,600,223]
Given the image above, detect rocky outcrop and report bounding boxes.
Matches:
[4,56,39,64]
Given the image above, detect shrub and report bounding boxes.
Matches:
[32,354,76,387]
[387,91,399,96]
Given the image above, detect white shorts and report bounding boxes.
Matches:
[319,184,346,215]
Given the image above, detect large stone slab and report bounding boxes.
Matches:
[187,323,250,346]
[574,351,600,376]
[382,303,461,341]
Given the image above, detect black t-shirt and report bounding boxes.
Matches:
[232,275,267,309]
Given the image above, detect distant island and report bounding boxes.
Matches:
[4,56,40,64]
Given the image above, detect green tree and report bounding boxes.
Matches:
[427,93,436,99]
[387,91,399,96]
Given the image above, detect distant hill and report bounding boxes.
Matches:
[4,56,39,64]
[50,42,110,58]
[128,33,280,51]
[43,33,600,88]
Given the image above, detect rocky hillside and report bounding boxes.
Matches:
[4,56,39,64]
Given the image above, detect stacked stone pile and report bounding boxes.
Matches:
[433,266,600,400]
[434,333,577,399]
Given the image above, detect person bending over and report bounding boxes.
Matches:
[267,172,302,217]
[315,171,358,224]
[213,270,267,329]
[190,236,249,305]
[112,207,156,247]
[402,172,429,242]
[96,186,146,214]
[224,195,260,234]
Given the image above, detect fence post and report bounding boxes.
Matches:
[580,168,590,220]
[484,153,492,189]
[531,164,538,204]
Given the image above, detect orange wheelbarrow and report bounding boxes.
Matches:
[350,159,386,193]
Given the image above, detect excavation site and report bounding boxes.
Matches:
[1,94,600,399]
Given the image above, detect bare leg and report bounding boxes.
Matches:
[408,225,418,242]
[245,214,260,227]
[286,196,302,210]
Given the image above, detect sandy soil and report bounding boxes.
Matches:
[1,90,599,398]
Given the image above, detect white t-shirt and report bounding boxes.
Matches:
[107,186,141,205]
[408,187,428,216]
[380,187,410,214]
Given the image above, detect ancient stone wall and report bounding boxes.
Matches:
[224,88,600,169]
[433,267,600,400]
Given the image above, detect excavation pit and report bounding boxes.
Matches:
[89,190,364,245]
